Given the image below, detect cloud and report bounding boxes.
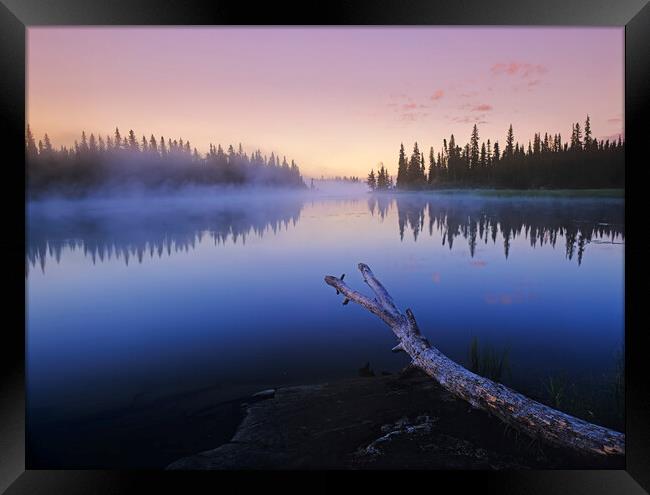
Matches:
[472,104,493,112]
[491,62,548,78]
[449,113,489,124]
[430,89,444,101]
[386,94,431,123]
[400,111,429,122]
[607,117,622,123]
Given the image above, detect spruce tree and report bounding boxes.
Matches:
[407,142,422,187]
[480,142,487,169]
[396,143,408,189]
[366,169,376,190]
[470,124,480,168]
[26,125,38,158]
[505,124,515,158]
[584,115,592,151]
[428,146,436,184]
[89,133,97,153]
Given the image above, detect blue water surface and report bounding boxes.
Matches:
[26,190,624,466]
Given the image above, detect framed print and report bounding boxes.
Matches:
[1,0,649,493]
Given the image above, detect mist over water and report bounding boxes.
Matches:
[26,189,624,467]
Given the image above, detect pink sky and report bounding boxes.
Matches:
[27,27,624,178]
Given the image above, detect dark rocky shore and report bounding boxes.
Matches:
[168,368,622,470]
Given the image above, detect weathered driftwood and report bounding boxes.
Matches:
[324,263,624,457]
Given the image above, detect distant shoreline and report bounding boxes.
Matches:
[369,188,624,199]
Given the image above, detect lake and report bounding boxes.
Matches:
[26,189,625,467]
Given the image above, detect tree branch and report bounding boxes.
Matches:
[324,264,624,457]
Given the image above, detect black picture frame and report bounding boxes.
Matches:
[1,0,648,492]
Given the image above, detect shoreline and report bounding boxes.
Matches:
[368,188,624,198]
[168,370,623,470]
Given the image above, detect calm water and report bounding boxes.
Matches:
[26,190,625,467]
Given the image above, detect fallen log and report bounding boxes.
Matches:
[324,263,624,457]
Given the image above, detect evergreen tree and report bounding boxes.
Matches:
[505,124,515,158]
[584,115,592,151]
[486,139,492,167]
[572,122,582,151]
[43,133,53,154]
[366,169,376,190]
[89,133,97,153]
[377,164,389,190]
[25,125,38,158]
[419,151,426,186]
[407,142,423,187]
[480,142,487,169]
[80,131,89,153]
[470,124,480,169]
[428,146,436,184]
[396,143,408,188]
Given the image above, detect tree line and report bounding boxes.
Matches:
[26,126,306,197]
[367,116,624,190]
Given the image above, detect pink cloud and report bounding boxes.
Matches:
[430,89,444,101]
[472,104,493,112]
[400,111,429,122]
[491,62,548,78]
[607,117,622,123]
[402,102,417,110]
[449,113,489,124]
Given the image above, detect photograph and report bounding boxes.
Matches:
[25,26,626,470]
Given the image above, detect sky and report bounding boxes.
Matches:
[27,27,624,178]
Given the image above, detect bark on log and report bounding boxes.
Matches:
[324,263,624,457]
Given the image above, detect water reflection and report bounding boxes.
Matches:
[27,196,304,273]
[370,195,624,265]
[27,193,624,273]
